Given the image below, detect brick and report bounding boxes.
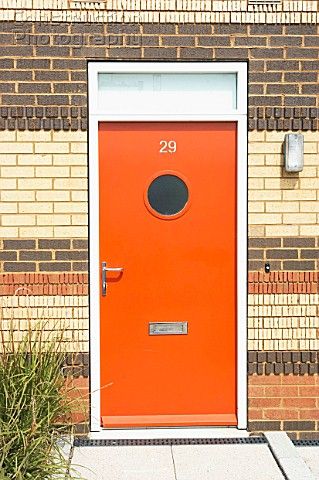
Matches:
[0,46,33,56]
[39,239,70,249]
[18,82,51,93]
[286,48,318,59]
[36,70,69,81]
[0,59,14,69]
[178,24,211,35]
[266,386,298,397]
[251,48,284,59]
[35,46,70,57]
[0,83,14,93]
[109,48,141,59]
[39,262,71,272]
[71,23,104,34]
[56,251,88,260]
[180,47,213,59]
[248,249,263,260]
[266,249,298,259]
[143,24,175,34]
[249,398,281,408]
[37,95,69,106]
[215,25,247,35]
[285,25,317,35]
[53,59,86,70]
[283,398,316,408]
[2,95,34,105]
[283,421,315,431]
[0,251,17,261]
[235,37,266,46]
[4,262,36,272]
[3,239,35,250]
[16,59,50,69]
[249,421,281,431]
[198,36,230,47]
[299,432,319,440]
[271,36,303,47]
[35,22,69,34]
[215,48,248,59]
[284,72,317,83]
[162,36,195,46]
[301,250,319,259]
[250,96,281,107]
[248,261,264,271]
[299,387,319,397]
[72,239,88,249]
[264,409,297,421]
[267,60,299,71]
[301,61,319,71]
[248,63,264,76]
[302,84,319,95]
[283,261,315,270]
[267,84,298,95]
[249,238,281,248]
[20,251,52,261]
[73,262,88,271]
[283,238,315,247]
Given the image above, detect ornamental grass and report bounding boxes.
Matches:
[0,319,83,480]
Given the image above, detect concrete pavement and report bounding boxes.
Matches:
[71,440,284,480]
[69,432,319,480]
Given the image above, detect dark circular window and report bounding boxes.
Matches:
[147,174,189,217]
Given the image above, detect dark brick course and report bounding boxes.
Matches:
[0,22,318,131]
[249,350,319,376]
[249,237,319,270]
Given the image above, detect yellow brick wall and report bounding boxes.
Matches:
[1,130,318,238]
[0,295,89,352]
[248,293,319,351]
[0,131,88,239]
[248,131,319,238]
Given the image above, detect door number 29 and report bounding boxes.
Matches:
[159,140,177,154]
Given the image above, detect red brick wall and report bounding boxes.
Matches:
[249,375,319,439]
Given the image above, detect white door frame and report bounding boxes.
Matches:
[88,61,248,438]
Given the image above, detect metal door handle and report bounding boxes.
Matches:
[102,261,124,296]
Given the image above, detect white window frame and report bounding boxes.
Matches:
[88,61,248,438]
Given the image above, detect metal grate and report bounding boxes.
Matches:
[294,439,319,447]
[74,437,267,447]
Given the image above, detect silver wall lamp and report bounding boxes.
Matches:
[284,133,304,173]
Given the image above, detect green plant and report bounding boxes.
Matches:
[0,320,82,479]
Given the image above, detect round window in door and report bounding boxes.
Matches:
[145,172,190,220]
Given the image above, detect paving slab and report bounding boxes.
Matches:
[172,444,285,480]
[298,447,319,479]
[72,446,176,480]
[265,432,316,480]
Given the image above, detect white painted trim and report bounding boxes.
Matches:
[89,427,249,440]
[88,107,101,432]
[88,61,248,435]
[89,62,247,118]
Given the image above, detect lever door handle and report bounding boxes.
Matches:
[101,262,124,296]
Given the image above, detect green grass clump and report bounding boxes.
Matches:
[0,322,78,479]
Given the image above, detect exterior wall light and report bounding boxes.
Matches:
[284,133,304,173]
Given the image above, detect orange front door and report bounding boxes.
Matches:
[98,122,237,428]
